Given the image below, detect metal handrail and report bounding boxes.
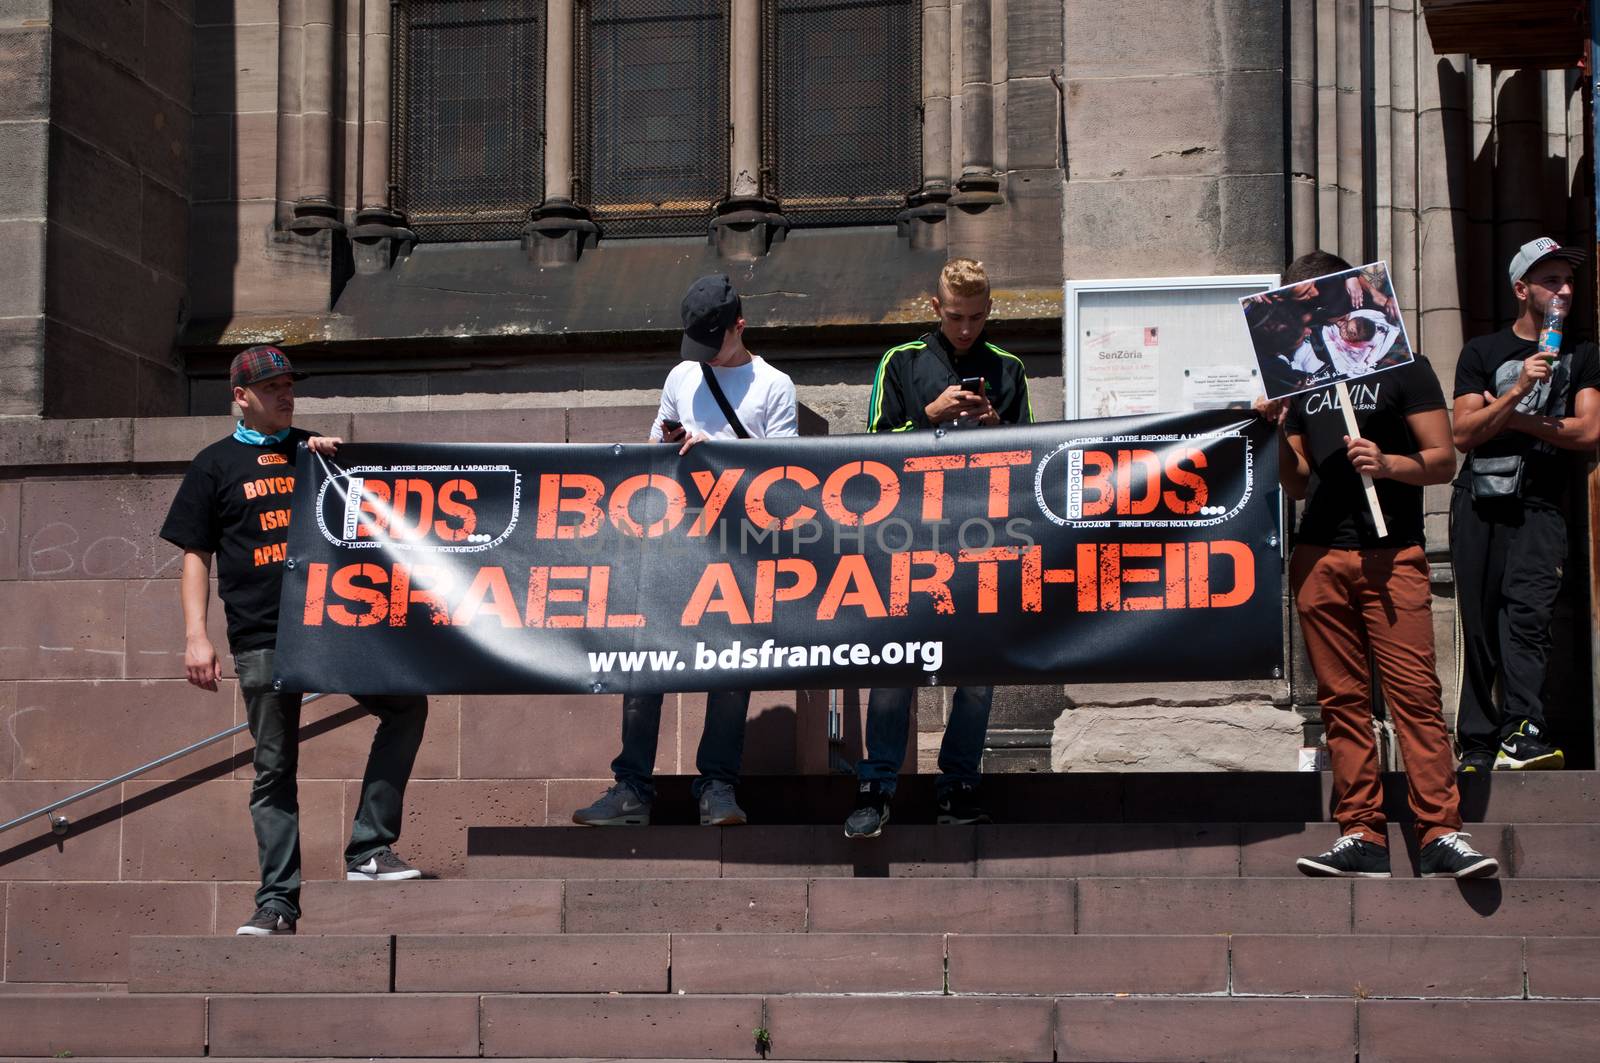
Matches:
[0,692,327,838]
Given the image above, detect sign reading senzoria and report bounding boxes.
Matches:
[272,410,1282,695]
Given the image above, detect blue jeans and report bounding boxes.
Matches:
[236,648,428,920]
[856,686,993,796]
[611,690,750,801]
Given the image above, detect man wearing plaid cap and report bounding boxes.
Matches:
[160,346,430,936]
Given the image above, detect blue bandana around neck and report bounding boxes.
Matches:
[233,420,292,446]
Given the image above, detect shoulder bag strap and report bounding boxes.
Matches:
[700,362,751,439]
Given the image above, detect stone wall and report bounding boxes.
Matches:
[0,1,49,416]
[0,0,194,419]
[0,404,857,987]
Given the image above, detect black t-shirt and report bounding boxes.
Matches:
[1284,356,1446,548]
[1453,327,1600,503]
[159,429,311,653]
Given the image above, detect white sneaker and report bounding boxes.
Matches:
[347,849,424,881]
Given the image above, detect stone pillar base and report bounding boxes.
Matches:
[949,173,1003,209]
[523,199,599,266]
[349,207,415,274]
[289,196,346,235]
[711,196,787,261]
[897,188,950,251]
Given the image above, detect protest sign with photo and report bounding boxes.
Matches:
[272,411,1283,695]
[1240,261,1414,401]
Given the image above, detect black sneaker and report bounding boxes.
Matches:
[235,906,296,936]
[1458,749,1495,774]
[935,782,992,826]
[347,849,424,881]
[1418,831,1499,879]
[1295,835,1392,878]
[844,781,891,839]
[1495,722,1564,770]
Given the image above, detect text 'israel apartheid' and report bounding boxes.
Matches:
[271,410,1283,695]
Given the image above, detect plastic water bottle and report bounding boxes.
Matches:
[1539,296,1569,362]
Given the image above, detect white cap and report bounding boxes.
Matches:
[1509,236,1586,285]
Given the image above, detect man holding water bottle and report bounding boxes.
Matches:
[1450,237,1600,772]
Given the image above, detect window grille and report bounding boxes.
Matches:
[577,0,730,237]
[767,0,920,226]
[394,0,546,242]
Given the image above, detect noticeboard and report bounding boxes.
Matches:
[1064,274,1280,419]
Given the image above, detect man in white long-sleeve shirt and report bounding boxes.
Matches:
[574,274,798,827]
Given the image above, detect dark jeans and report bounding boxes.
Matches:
[611,690,751,801]
[237,648,428,920]
[856,686,993,796]
[1449,490,1566,754]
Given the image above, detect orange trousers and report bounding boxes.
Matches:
[1290,544,1462,847]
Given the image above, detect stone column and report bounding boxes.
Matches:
[1333,0,1363,260]
[276,0,306,229]
[526,0,597,264]
[292,0,344,232]
[729,0,760,198]
[1386,0,1420,339]
[350,0,412,272]
[1493,68,1544,324]
[544,0,575,206]
[1288,0,1318,258]
[1414,19,1468,371]
[713,0,784,260]
[950,0,999,204]
[358,0,394,215]
[899,0,951,248]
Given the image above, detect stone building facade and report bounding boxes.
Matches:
[0,0,1593,769]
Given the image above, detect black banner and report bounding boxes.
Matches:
[273,410,1282,694]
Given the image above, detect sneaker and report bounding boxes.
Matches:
[1418,831,1500,879]
[698,780,747,826]
[347,849,424,881]
[235,906,296,936]
[1295,835,1392,878]
[1495,722,1564,770]
[844,781,891,839]
[571,782,651,826]
[935,782,992,826]
[1458,749,1495,774]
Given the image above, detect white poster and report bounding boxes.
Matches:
[1182,365,1261,411]
[1081,326,1160,417]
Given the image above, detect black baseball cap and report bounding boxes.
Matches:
[680,274,742,363]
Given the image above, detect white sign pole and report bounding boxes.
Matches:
[1334,378,1388,538]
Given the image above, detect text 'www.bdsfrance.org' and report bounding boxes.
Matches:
[588,639,945,675]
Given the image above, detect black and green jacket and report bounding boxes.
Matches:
[866,330,1034,432]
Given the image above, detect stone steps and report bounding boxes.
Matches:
[126,931,1600,998]
[543,770,1600,825]
[464,821,1600,879]
[6,772,1600,1059]
[2,991,1598,1060]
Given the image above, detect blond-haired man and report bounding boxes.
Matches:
[866,258,1033,431]
[850,259,1033,838]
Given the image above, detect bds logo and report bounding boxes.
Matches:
[1032,431,1254,529]
[314,465,522,553]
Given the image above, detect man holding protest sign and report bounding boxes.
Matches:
[1257,252,1496,879]
[846,258,1034,839]
[1450,237,1600,773]
[572,274,798,827]
[160,346,431,936]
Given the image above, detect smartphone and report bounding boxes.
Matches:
[960,376,986,396]
[660,418,682,436]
